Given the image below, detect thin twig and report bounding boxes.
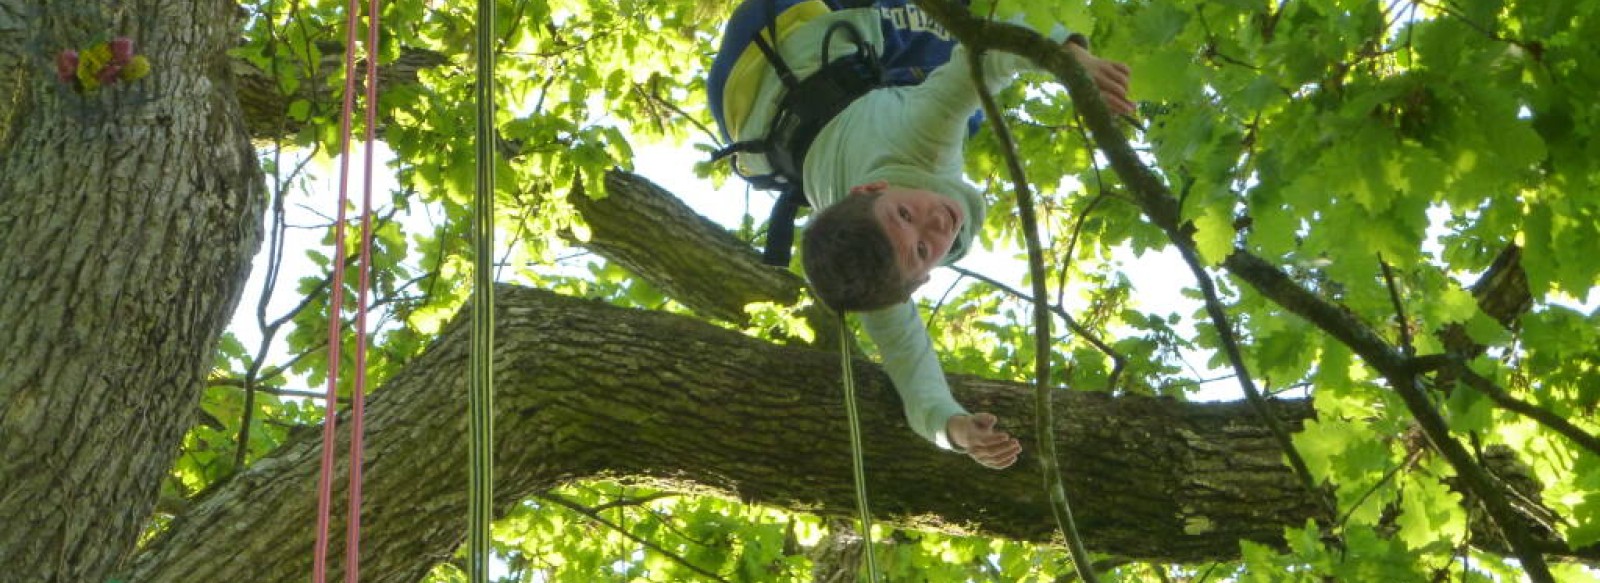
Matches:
[1173,241,1331,515]
[1337,448,1423,529]
[1379,257,1415,356]
[209,379,328,401]
[967,41,1099,583]
[632,82,724,148]
[1452,363,1600,457]
[536,492,732,583]
[924,271,968,338]
[950,266,1126,391]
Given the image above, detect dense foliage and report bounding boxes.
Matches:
[162,0,1597,580]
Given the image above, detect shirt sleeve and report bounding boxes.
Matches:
[899,44,1039,153]
[858,301,968,448]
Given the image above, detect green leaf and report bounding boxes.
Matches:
[1444,377,1494,433]
[1396,468,1466,550]
[1421,286,1478,326]
[1191,203,1235,266]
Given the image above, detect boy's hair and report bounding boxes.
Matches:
[801,191,919,312]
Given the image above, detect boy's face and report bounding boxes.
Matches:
[850,180,965,289]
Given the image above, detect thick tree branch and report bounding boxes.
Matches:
[128,285,1329,581]
[571,170,841,348]
[570,172,802,323]
[125,286,1593,582]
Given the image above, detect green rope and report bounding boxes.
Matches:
[469,0,496,579]
[838,316,879,583]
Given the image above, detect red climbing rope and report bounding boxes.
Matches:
[314,0,379,580]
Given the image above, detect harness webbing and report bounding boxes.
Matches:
[313,0,378,579]
[469,0,497,579]
[710,5,886,266]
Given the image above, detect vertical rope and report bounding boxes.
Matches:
[343,0,382,579]
[469,0,497,579]
[838,317,879,583]
[313,0,368,578]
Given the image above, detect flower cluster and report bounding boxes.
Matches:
[56,37,151,92]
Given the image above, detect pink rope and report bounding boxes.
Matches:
[344,0,382,579]
[314,0,375,579]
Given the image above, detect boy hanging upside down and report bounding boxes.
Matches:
[707,0,1132,469]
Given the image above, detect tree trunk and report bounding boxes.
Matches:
[0,2,262,581]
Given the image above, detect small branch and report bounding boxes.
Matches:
[923,270,968,338]
[1453,363,1600,457]
[1338,448,1423,529]
[1382,369,1554,581]
[950,266,1126,391]
[966,40,1099,583]
[1172,242,1331,516]
[631,82,724,148]
[1051,558,1130,583]
[536,492,731,583]
[1379,258,1415,357]
[209,378,329,401]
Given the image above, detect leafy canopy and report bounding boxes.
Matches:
[168,0,1600,579]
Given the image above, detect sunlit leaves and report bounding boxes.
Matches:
[192,0,1600,578]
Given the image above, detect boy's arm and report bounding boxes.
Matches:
[857,302,1022,468]
[895,44,1034,161]
[899,37,1133,156]
[857,301,968,449]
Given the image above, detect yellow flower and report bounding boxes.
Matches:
[120,55,150,82]
[76,43,111,91]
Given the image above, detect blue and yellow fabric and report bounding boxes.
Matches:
[707,0,978,149]
[707,0,834,145]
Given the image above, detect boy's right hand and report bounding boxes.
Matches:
[948,413,1022,469]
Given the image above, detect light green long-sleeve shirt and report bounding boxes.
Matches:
[802,44,1050,448]
[723,7,1064,447]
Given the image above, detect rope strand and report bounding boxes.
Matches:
[468,0,497,578]
[343,0,383,579]
[312,0,371,577]
[838,316,879,583]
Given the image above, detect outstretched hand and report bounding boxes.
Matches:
[947,413,1022,469]
[1066,43,1135,116]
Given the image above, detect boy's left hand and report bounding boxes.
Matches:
[948,413,1022,470]
[1066,44,1135,116]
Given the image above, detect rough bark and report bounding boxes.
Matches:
[0,2,263,582]
[571,172,805,325]
[126,285,1323,582]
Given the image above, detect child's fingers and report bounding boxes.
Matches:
[974,438,1022,469]
[1100,90,1136,115]
[1097,66,1130,95]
